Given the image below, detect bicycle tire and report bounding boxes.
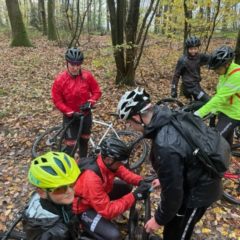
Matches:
[156,98,184,110]
[0,230,26,240]
[128,197,151,240]
[31,125,64,158]
[113,131,149,170]
[234,126,240,140]
[222,152,240,205]
[231,143,240,157]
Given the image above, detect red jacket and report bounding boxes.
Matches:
[72,155,142,220]
[51,69,102,116]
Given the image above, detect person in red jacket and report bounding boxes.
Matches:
[51,47,102,157]
[73,137,152,240]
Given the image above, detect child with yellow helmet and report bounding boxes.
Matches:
[23,151,81,240]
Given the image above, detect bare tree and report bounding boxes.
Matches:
[38,0,47,35]
[29,0,41,31]
[235,28,240,64]
[5,0,32,47]
[183,0,192,52]
[107,0,160,85]
[68,0,92,47]
[47,0,58,40]
[205,0,221,52]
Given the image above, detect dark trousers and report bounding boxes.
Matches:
[79,180,132,240]
[181,83,209,103]
[163,206,208,240]
[216,113,240,145]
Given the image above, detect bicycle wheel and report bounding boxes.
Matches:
[156,98,184,110]
[222,150,240,205]
[0,230,26,240]
[31,125,64,158]
[128,197,151,240]
[234,126,240,142]
[114,131,149,170]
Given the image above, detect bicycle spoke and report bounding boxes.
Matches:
[114,131,148,170]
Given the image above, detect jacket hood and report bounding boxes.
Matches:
[144,105,173,138]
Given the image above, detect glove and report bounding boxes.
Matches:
[193,111,200,117]
[80,101,91,111]
[171,85,177,98]
[133,182,151,200]
[72,112,82,119]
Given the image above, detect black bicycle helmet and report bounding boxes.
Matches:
[65,47,84,63]
[208,46,235,70]
[117,87,151,120]
[100,137,131,162]
[185,36,201,48]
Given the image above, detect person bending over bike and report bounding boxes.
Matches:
[171,36,210,102]
[195,46,240,145]
[117,88,222,240]
[52,47,102,157]
[73,137,151,240]
[23,151,81,240]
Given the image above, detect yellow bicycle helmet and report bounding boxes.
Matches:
[28,151,80,189]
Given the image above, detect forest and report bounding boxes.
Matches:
[0,0,240,239]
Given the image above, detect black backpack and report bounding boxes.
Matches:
[77,156,103,181]
[171,112,231,178]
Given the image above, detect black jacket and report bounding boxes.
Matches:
[22,193,80,240]
[144,106,222,225]
[172,53,210,88]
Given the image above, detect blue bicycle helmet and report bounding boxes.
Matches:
[65,47,84,63]
[100,137,131,162]
[208,46,235,70]
[185,36,201,48]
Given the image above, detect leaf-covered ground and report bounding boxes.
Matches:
[0,32,239,239]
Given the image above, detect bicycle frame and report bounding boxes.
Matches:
[89,119,119,150]
[224,172,240,179]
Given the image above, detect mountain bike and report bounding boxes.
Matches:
[127,174,158,240]
[31,109,148,170]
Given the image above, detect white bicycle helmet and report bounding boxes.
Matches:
[117,87,151,120]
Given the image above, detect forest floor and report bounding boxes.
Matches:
[0,31,239,239]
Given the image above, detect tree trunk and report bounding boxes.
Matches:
[47,0,58,40]
[235,29,240,64]
[183,0,192,53]
[162,4,168,35]
[5,0,32,47]
[154,3,161,34]
[124,0,140,85]
[108,0,126,84]
[205,0,221,52]
[29,0,41,31]
[97,0,103,32]
[38,0,47,35]
[107,0,160,86]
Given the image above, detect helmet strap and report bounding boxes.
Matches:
[131,113,145,127]
[139,113,145,127]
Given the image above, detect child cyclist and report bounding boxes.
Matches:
[23,151,81,240]
[195,46,240,145]
[171,36,210,102]
[73,137,153,240]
